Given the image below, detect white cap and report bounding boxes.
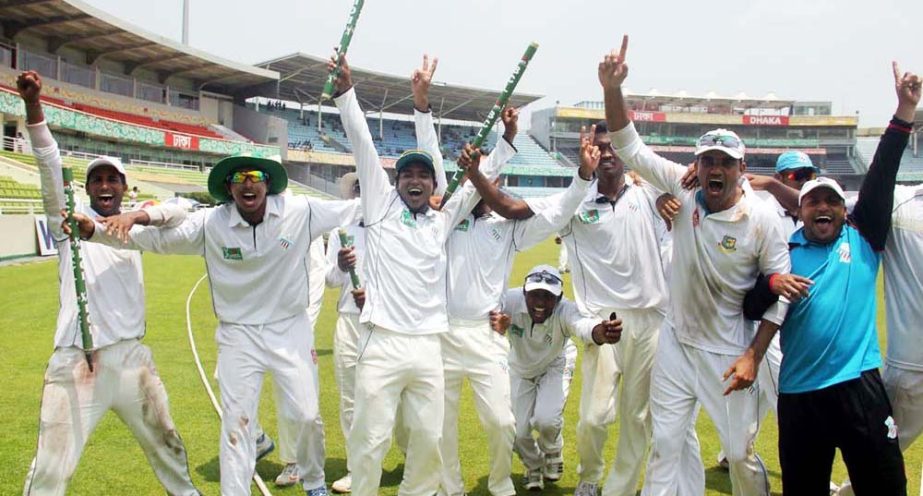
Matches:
[798,177,846,205]
[86,156,126,179]
[695,129,745,160]
[523,264,563,296]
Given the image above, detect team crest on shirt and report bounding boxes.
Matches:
[222,247,243,260]
[455,219,470,232]
[510,324,524,337]
[278,236,294,250]
[401,209,417,228]
[885,416,898,439]
[718,235,737,254]
[838,242,851,263]
[578,209,600,224]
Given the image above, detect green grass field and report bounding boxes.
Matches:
[1,238,920,495]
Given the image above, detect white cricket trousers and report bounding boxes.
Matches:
[511,353,575,472]
[333,312,362,473]
[576,307,661,494]
[440,320,516,496]
[216,312,325,495]
[883,364,923,451]
[349,326,445,496]
[643,326,768,496]
[23,340,198,496]
[757,334,782,418]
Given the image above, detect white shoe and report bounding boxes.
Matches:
[331,473,352,493]
[543,452,564,482]
[574,481,599,496]
[274,463,301,487]
[255,433,275,461]
[523,470,544,491]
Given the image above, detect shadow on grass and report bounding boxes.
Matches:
[472,471,576,495]
[704,464,782,495]
[315,348,333,357]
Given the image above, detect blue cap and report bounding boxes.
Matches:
[775,151,819,173]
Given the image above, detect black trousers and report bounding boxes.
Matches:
[778,369,906,495]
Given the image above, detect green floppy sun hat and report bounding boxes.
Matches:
[207,154,288,203]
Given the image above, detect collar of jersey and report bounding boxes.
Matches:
[586,180,630,205]
[789,223,849,248]
[228,194,282,227]
[695,188,752,221]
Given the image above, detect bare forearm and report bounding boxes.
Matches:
[603,87,630,132]
[24,100,44,125]
[469,170,531,219]
[764,178,799,213]
[748,320,780,362]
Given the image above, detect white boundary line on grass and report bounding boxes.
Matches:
[186,273,273,496]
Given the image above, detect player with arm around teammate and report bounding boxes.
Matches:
[16,70,199,496]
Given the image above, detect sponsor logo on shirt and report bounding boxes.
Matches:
[455,219,470,232]
[222,247,243,260]
[489,228,502,241]
[543,333,553,347]
[718,235,737,253]
[693,209,701,228]
[577,209,600,224]
[510,324,524,337]
[401,209,417,228]
[838,242,851,264]
[279,236,294,250]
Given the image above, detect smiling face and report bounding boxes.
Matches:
[696,150,745,211]
[397,162,436,213]
[524,288,559,324]
[799,187,847,244]
[227,168,269,221]
[86,165,126,216]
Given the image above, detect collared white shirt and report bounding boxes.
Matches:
[91,193,360,326]
[446,173,591,322]
[556,180,668,316]
[764,193,801,239]
[611,123,791,354]
[307,237,327,325]
[882,184,923,370]
[27,121,185,350]
[335,88,511,335]
[326,220,366,315]
[501,288,594,378]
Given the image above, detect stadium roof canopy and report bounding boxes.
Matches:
[0,0,278,93]
[255,53,544,122]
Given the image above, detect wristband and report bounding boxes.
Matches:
[768,273,779,293]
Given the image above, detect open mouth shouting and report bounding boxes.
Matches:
[814,214,833,227]
[706,177,725,194]
[96,193,116,211]
[407,186,423,198]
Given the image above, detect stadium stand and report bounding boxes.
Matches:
[857,136,923,182]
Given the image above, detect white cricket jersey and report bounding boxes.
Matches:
[883,185,923,370]
[557,180,668,316]
[764,193,801,239]
[501,288,594,378]
[414,108,448,195]
[335,88,511,335]
[326,220,366,315]
[27,121,185,350]
[307,237,327,325]
[91,194,360,325]
[446,173,591,322]
[611,123,791,354]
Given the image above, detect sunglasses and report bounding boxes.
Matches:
[697,134,742,149]
[784,169,816,182]
[525,271,563,286]
[228,170,269,184]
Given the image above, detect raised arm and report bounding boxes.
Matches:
[850,61,919,251]
[331,55,392,221]
[18,71,66,238]
[82,208,206,255]
[411,54,447,195]
[746,174,799,213]
[306,197,362,241]
[598,37,686,194]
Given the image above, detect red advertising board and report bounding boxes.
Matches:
[630,110,667,122]
[166,132,199,150]
[743,115,790,126]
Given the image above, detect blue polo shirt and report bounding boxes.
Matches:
[779,225,882,394]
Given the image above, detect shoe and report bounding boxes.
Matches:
[543,452,564,482]
[716,450,729,471]
[275,463,301,487]
[574,481,599,496]
[523,470,544,491]
[255,433,275,461]
[306,485,329,496]
[331,473,352,493]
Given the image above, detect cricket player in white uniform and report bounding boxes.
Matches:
[331,55,509,496]
[438,121,599,496]
[599,37,796,496]
[17,71,199,496]
[77,152,359,495]
[495,266,622,491]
